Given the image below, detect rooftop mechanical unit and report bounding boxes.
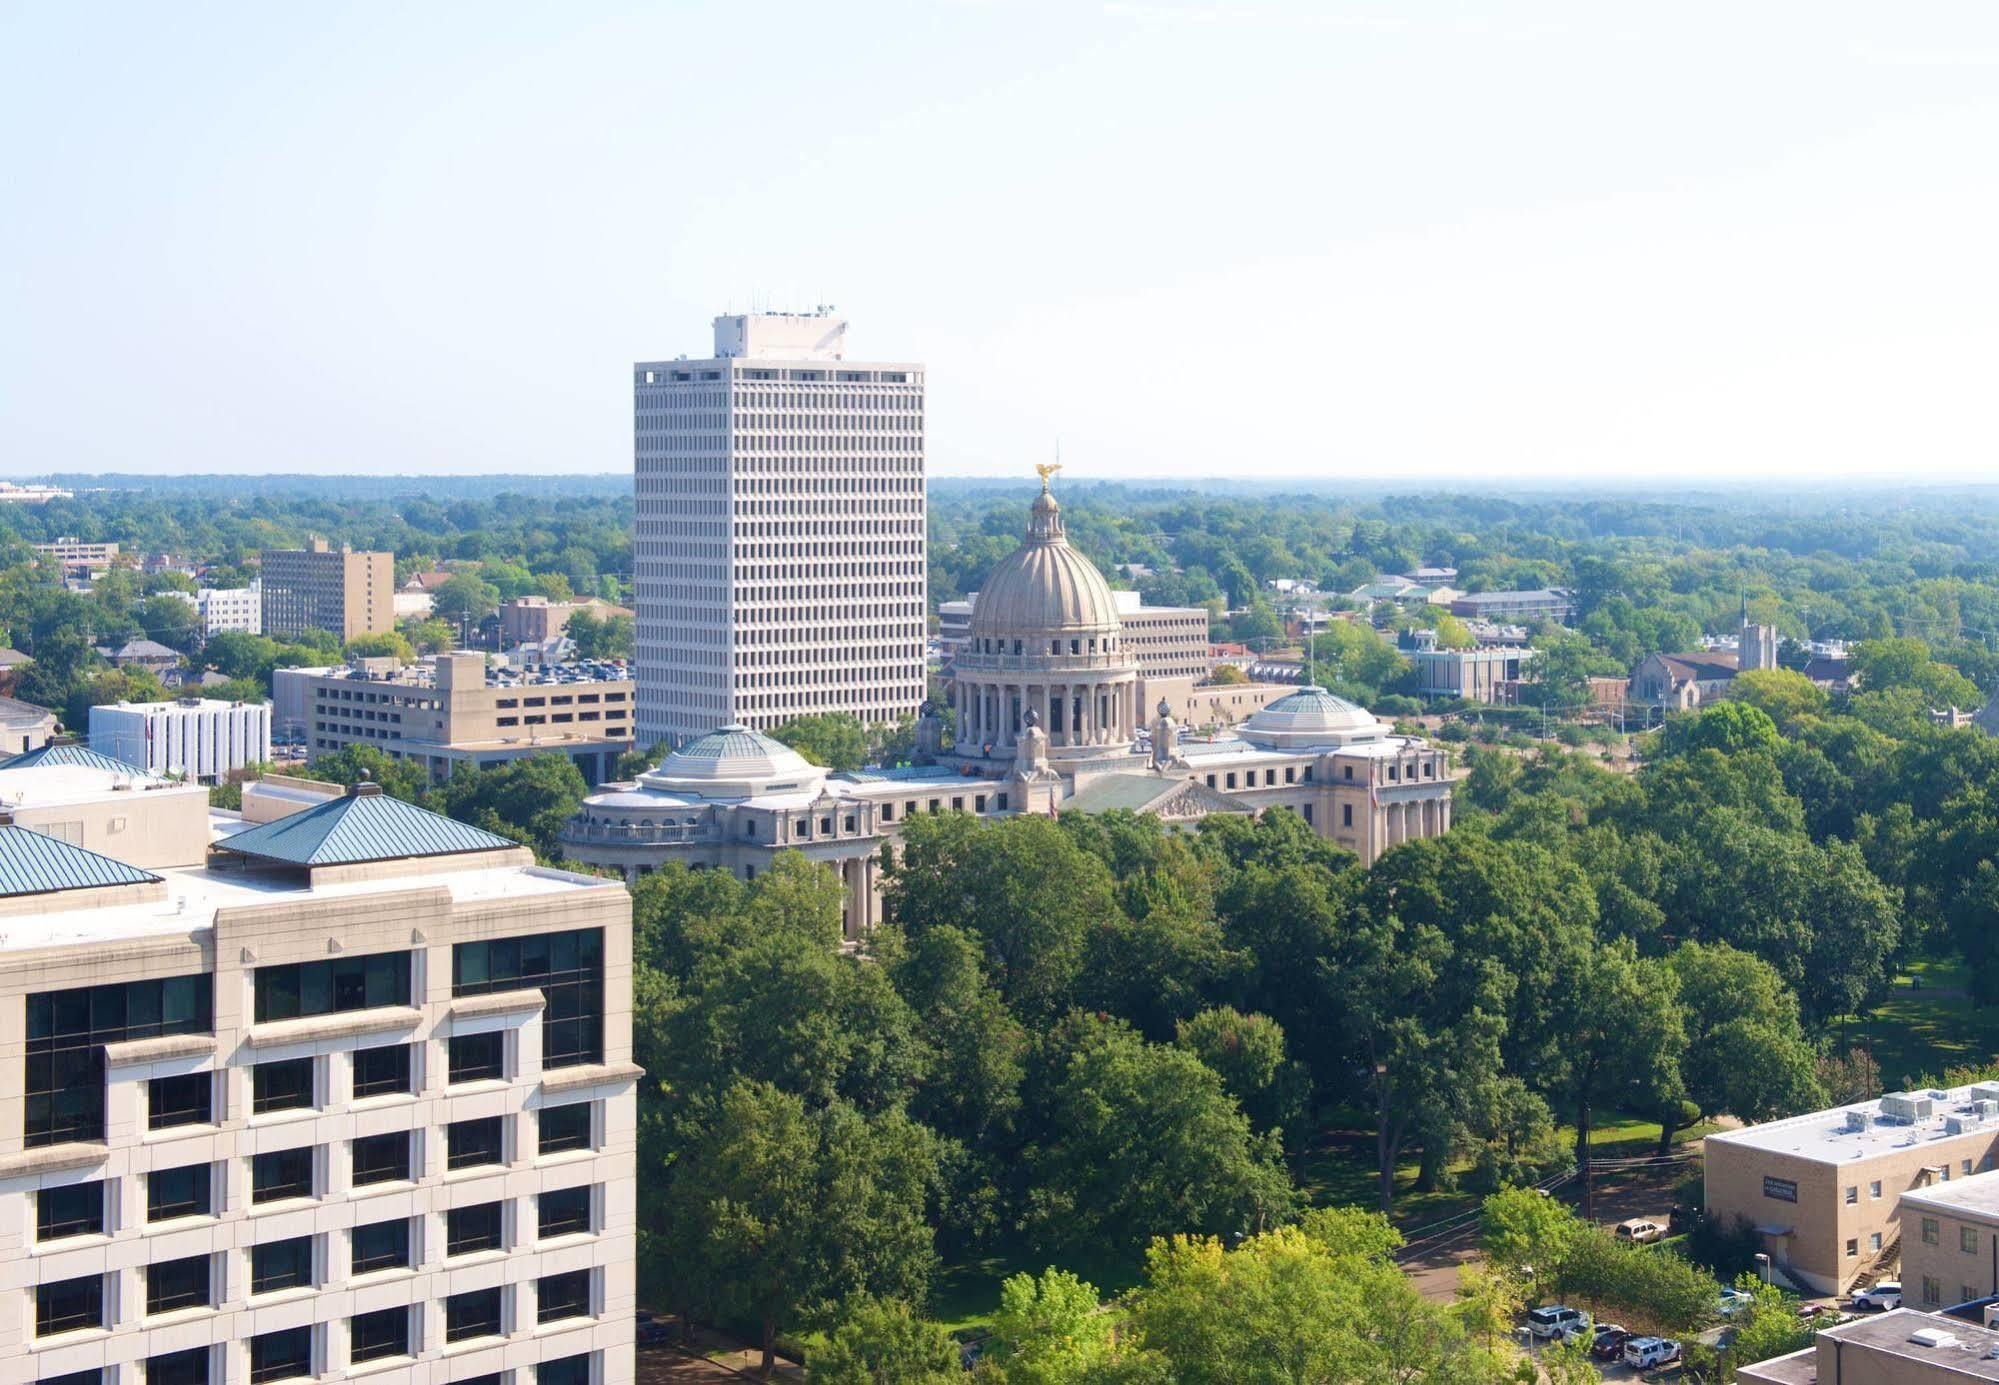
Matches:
[1881,1091,1935,1124]
[1847,1110,1872,1132]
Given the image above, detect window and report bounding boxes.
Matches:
[1923,1217,1941,1245]
[540,1102,593,1155]
[147,1347,212,1385]
[351,1131,411,1186]
[1871,1231,1883,1250]
[446,1287,504,1342]
[251,1236,314,1294]
[1923,1275,1943,1306]
[40,1372,104,1385]
[448,1116,504,1170]
[537,1269,592,1324]
[457,1378,503,1385]
[149,1163,212,1221]
[538,1353,593,1385]
[1967,1159,1977,1176]
[253,1147,315,1203]
[1965,1226,1981,1254]
[352,1043,413,1097]
[38,1180,104,1240]
[250,1326,314,1383]
[26,974,213,1146]
[450,1031,505,1084]
[146,1254,212,1315]
[253,1057,314,1114]
[454,929,604,1068]
[1341,804,1352,828]
[448,1201,505,1255]
[1845,1238,1858,1258]
[149,1072,213,1130]
[37,1274,104,1336]
[1871,1180,1883,1199]
[255,951,410,1022]
[1844,1185,1858,1205]
[540,1185,593,1238]
[349,1307,411,1364]
[350,1218,410,1275]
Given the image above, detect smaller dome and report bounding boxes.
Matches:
[638,724,827,800]
[1237,686,1384,749]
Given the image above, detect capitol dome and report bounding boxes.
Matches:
[637,724,827,800]
[969,488,1123,642]
[1236,686,1385,749]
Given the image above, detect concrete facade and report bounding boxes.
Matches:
[0,772,637,1385]
[633,312,926,746]
[261,541,395,642]
[197,585,262,638]
[90,700,273,784]
[275,655,633,786]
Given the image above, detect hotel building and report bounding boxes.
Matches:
[632,311,926,747]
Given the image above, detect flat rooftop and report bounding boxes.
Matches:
[1708,1084,1999,1165]
[1820,1309,1999,1379]
[1904,1168,1999,1219]
[0,763,189,807]
[310,658,631,690]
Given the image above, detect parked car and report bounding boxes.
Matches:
[1527,1305,1591,1341]
[1852,1281,1902,1311]
[1623,1336,1683,1369]
[1616,1218,1667,1244]
[1717,1287,1753,1317]
[1591,1324,1630,1361]
[1667,1202,1695,1234]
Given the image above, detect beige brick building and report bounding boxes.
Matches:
[1740,1308,1999,1384]
[274,653,635,786]
[499,599,634,650]
[1706,1087,1999,1295]
[1900,1172,1999,1311]
[261,539,395,641]
[0,753,637,1385]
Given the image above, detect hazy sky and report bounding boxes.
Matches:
[4,2,1997,481]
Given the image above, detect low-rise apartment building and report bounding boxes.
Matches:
[90,698,273,784]
[1706,1086,1999,1295]
[261,540,394,641]
[0,752,638,1385]
[1901,1171,1999,1311]
[274,654,633,785]
[1739,1308,1999,1384]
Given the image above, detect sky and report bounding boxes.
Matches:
[3,1,1997,483]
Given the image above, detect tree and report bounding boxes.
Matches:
[1479,1187,1582,1294]
[1731,668,1829,731]
[1173,1007,1306,1142]
[773,713,873,771]
[64,667,168,733]
[812,1297,961,1385]
[432,572,501,628]
[1721,1275,1816,1381]
[1661,701,1781,758]
[1667,942,1824,1126]
[566,609,635,660]
[400,617,456,654]
[1206,663,1247,686]
[662,1081,939,1377]
[1526,630,1603,711]
[431,753,587,859]
[344,630,416,661]
[1026,1017,1297,1253]
[303,743,429,802]
[977,1269,1141,1384]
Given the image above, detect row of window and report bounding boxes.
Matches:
[36,1195,601,1337]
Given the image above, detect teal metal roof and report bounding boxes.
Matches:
[674,725,796,761]
[0,824,161,898]
[215,785,517,867]
[0,741,154,776]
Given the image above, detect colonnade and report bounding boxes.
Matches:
[1381,794,1450,847]
[952,679,1135,752]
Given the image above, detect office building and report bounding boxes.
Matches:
[1447,589,1574,624]
[0,756,638,1385]
[633,311,926,747]
[196,583,262,637]
[0,482,71,503]
[499,599,633,649]
[33,539,120,571]
[90,698,273,784]
[1402,629,1537,702]
[273,653,633,784]
[1705,1085,1999,1295]
[261,540,395,641]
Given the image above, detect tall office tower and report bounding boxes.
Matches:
[633,312,927,748]
[0,751,637,1385]
[261,538,395,641]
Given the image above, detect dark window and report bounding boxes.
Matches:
[539,1102,593,1155]
[540,1185,592,1239]
[251,1236,314,1294]
[253,1058,314,1114]
[252,1147,315,1203]
[36,1274,103,1336]
[26,974,212,1145]
[537,1269,592,1323]
[457,1377,503,1385]
[250,1326,313,1383]
[1342,804,1353,828]
[148,1072,213,1130]
[38,1181,104,1240]
[445,1287,504,1342]
[449,1031,504,1084]
[148,1163,212,1221]
[454,929,603,1068]
[447,1202,505,1255]
[448,1116,504,1170]
[254,951,410,1023]
[349,1307,410,1363]
[352,1044,413,1098]
[350,1218,410,1275]
[146,1254,212,1315]
[146,1348,211,1385]
[40,1371,105,1385]
[351,1132,410,1186]
[538,1353,592,1385]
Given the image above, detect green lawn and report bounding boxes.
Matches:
[1838,954,1999,1088]
[929,1241,1146,1337]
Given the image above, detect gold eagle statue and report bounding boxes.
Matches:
[1035,461,1062,490]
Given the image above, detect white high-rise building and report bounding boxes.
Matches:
[633,312,927,748]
